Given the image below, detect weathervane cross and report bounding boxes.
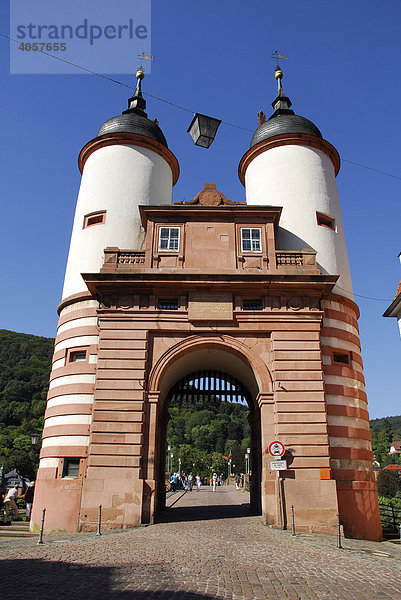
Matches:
[137,51,155,71]
[270,50,288,68]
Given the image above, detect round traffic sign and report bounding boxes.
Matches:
[268,440,285,457]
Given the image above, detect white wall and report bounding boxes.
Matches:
[62,144,173,300]
[245,144,353,299]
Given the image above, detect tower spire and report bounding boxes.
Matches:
[124,68,147,117]
[271,66,294,116]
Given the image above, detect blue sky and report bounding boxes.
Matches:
[0,0,400,419]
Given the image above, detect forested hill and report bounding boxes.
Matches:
[0,329,54,478]
[0,329,400,478]
[370,416,401,432]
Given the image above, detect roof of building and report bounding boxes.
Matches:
[390,441,401,451]
[383,464,401,471]
[250,67,322,148]
[383,279,401,317]
[97,69,168,148]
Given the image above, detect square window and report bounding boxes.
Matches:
[332,351,351,365]
[62,459,80,478]
[241,228,261,252]
[69,350,87,363]
[158,299,179,310]
[316,212,335,231]
[243,299,263,311]
[83,211,106,228]
[159,227,180,251]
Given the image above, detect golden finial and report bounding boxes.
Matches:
[271,50,287,81]
[136,68,145,80]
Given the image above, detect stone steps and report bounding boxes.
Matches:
[0,521,36,537]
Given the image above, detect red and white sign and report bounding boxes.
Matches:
[268,440,285,457]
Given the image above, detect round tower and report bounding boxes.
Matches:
[239,68,381,540]
[62,69,179,300]
[31,72,179,533]
[239,67,352,300]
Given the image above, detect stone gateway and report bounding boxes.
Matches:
[31,67,382,540]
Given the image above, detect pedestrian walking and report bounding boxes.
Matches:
[171,473,178,492]
[187,473,193,491]
[195,474,201,491]
[3,484,20,522]
[212,473,217,492]
[235,474,241,490]
[24,481,35,520]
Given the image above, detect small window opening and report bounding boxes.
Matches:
[69,350,87,363]
[243,299,263,311]
[62,459,80,478]
[158,299,179,310]
[83,211,106,228]
[241,228,262,252]
[333,352,351,365]
[159,227,180,251]
[316,212,335,231]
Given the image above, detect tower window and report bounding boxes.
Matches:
[316,212,336,231]
[241,228,262,252]
[69,351,87,362]
[67,347,88,363]
[62,458,80,478]
[332,351,352,366]
[159,227,180,251]
[83,211,106,228]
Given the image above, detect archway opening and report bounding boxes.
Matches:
[154,347,262,521]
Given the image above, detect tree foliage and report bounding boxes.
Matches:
[377,470,401,499]
[0,329,54,479]
[167,388,250,478]
[370,416,401,468]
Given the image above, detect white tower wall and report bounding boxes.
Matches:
[245,144,353,299]
[62,144,173,300]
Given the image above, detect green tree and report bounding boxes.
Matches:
[377,470,401,499]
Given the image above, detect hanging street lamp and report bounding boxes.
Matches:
[187,113,222,148]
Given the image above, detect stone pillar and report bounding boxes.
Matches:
[141,391,160,524]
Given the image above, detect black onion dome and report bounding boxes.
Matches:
[250,67,322,148]
[251,114,322,147]
[97,68,168,148]
[97,113,168,147]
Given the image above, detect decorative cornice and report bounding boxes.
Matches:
[78,132,180,185]
[238,133,341,185]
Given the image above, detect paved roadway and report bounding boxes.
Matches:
[1,485,400,600]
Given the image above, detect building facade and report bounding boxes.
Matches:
[31,68,382,540]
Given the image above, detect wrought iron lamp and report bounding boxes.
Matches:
[187,113,221,148]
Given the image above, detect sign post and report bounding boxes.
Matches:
[268,440,286,530]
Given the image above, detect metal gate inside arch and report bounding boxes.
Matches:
[157,369,262,517]
[167,370,252,406]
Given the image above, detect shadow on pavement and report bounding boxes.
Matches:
[0,559,221,600]
[157,501,252,523]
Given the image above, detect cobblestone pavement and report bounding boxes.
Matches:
[1,486,400,600]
